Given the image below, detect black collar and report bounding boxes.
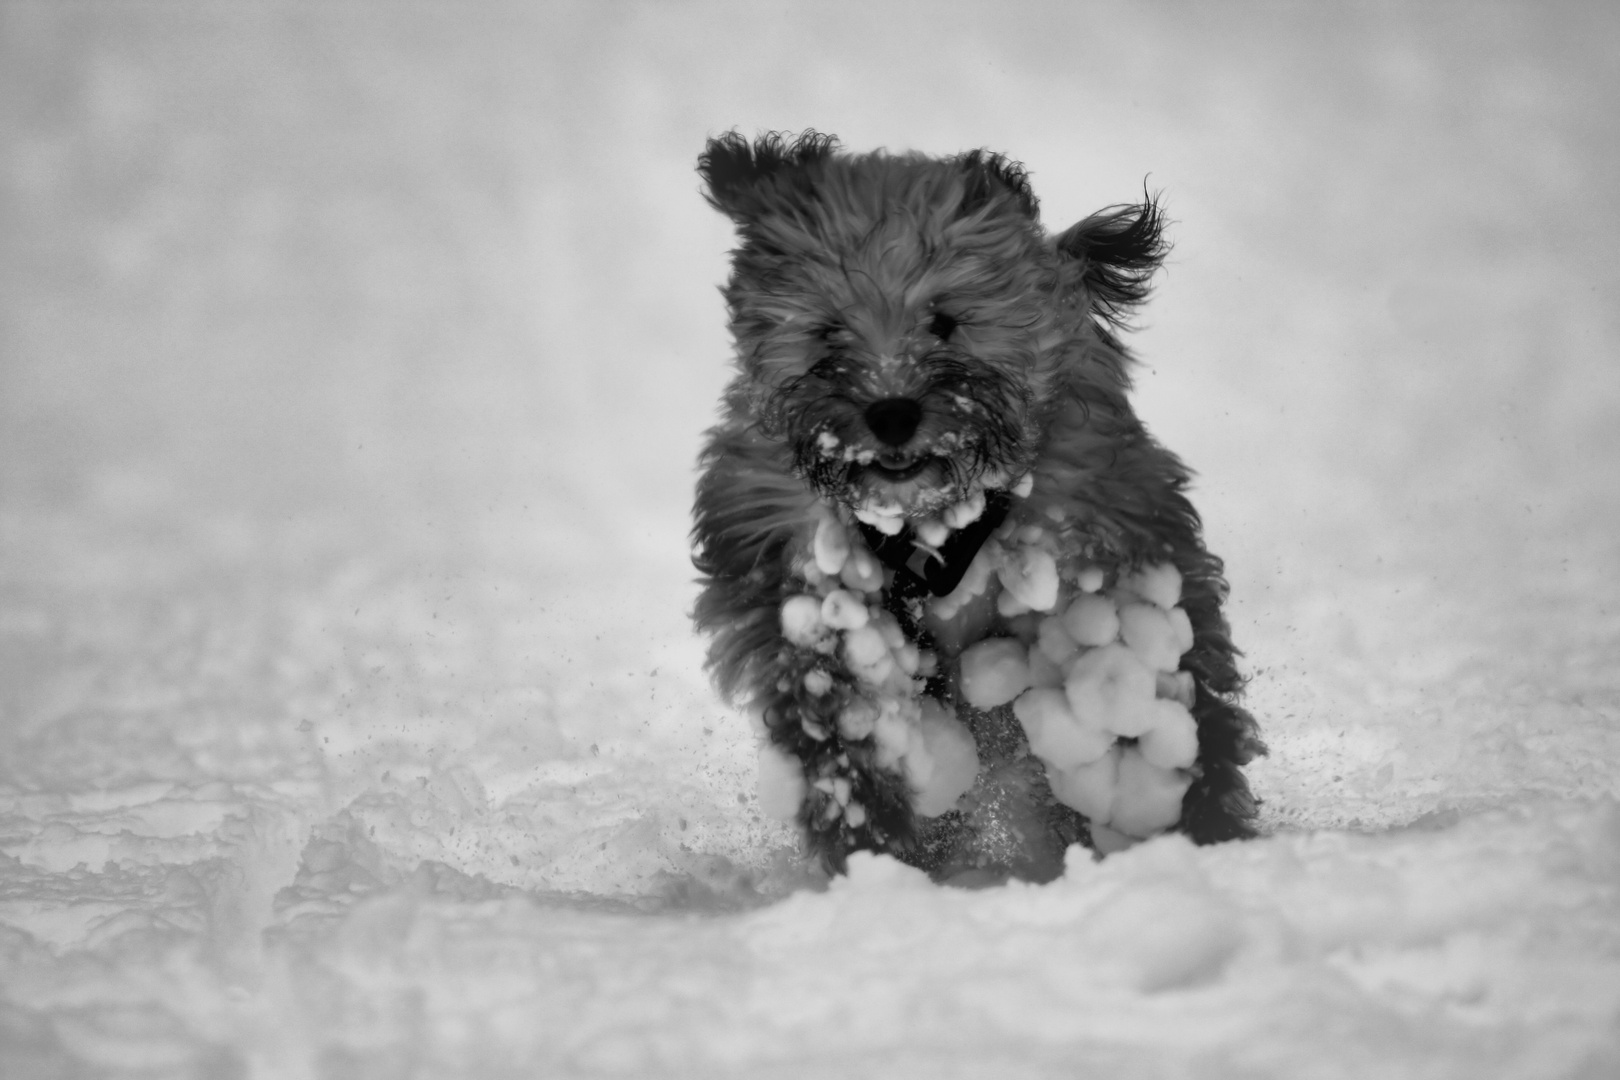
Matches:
[855,490,1012,597]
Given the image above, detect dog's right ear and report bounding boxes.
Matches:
[1055,194,1170,324]
[699,130,839,223]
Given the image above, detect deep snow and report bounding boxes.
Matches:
[2,3,1617,1077]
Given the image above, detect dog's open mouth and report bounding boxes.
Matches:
[864,450,933,483]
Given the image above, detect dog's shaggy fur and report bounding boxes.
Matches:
[693,131,1264,883]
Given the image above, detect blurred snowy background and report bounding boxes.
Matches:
[1,2,1617,1077]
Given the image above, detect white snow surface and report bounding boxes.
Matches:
[3,4,1619,1077]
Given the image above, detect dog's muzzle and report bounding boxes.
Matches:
[864,397,922,447]
[861,397,934,481]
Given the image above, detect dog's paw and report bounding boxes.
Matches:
[954,561,1204,849]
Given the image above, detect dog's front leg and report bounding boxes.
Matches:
[751,629,924,873]
[697,551,939,872]
[694,457,979,871]
[767,523,989,874]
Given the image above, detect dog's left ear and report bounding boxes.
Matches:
[699,129,840,223]
[1055,195,1170,322]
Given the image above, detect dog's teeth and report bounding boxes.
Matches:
[915,519,949,547]
[854,505,904,535]
[869,497,904,517]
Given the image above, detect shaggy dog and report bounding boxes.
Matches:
[692,131,1264,884]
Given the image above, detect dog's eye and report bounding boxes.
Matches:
[927,311,959,340]
[813,324,851,354]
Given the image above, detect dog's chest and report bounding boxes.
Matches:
[920,587,998,658]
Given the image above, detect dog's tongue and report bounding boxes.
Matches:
[857,490,1012,596]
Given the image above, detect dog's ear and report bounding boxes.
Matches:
[1055,194,1170,322]
[699,130,839,223]
[956,150,1039,219]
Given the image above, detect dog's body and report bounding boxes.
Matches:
[693,132,1264,883]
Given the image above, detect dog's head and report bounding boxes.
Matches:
[700,130,1166,520]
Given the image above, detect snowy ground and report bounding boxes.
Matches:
[2,3,1618,1077]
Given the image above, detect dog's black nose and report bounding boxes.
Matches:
[864,398,922,447]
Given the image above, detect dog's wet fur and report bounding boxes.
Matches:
[692,131,1264,883]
